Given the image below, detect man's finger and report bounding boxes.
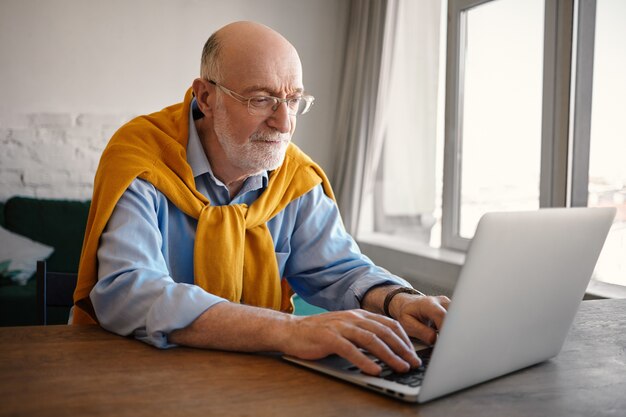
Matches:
[403,318,439,345]
[333,337,382,376]
[353,315,421,368]
[426,301,448,330]
[403,297,448,331]
[344,324,420,373]
[436,295,451,310]
[359,310,414,350]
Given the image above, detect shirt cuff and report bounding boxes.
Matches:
[343,274,412,310]
[138,284,228,349]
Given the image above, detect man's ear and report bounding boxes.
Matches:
[192,78,213,117]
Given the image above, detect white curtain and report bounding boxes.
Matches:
[333,0,442,235]
[382,0,441,217]
[333,0,399,235]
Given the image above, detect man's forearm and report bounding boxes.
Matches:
[169,294,424,375]
[360,284,405,316]
[169,302,293,352]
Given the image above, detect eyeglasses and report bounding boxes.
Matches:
[208,79,315,117]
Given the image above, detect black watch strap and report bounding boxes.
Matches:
[383,287,423,317]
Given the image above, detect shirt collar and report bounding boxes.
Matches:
[186,99,269,188]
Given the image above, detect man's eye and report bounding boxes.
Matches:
[249,97,274,107]
[287,98,302,109]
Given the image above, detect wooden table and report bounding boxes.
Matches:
[1,299,624,417]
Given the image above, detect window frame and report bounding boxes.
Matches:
[442,0,590,250]
[569,0,596,208]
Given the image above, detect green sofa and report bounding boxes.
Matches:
[0,196,324,327]
[0,197,90,326]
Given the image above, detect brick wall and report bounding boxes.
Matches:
[0,113,132,202]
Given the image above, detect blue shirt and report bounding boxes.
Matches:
[92,103,409,348]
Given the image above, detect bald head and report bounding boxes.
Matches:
[216,21,296,55]
[200,21,302,91]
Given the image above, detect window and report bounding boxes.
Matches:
[447,0,545,243]
[360,0,625,293]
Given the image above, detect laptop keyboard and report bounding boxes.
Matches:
[374,347,432,387]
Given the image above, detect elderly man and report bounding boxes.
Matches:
[73,21,449,376]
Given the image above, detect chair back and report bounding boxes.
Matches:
[36,261,78,325]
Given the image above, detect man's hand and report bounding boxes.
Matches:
[169,302,420,376]
[361,285,451,345]
[169,291,448,377]
[387,293,450,345]
[282,310,421,376]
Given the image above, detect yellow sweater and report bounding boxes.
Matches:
[73,88,334,325]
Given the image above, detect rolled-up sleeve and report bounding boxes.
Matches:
[93,179,226,348]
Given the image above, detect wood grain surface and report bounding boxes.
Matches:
[1,299,624,417]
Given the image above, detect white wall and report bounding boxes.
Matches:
[0,0,348,201]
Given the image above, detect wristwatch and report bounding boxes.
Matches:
[383,287,423,317]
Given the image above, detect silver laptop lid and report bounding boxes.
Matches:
[418,207,615,402]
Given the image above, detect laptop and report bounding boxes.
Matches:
[284,207,616,403]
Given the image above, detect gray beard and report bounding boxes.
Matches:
[213,102,290,174]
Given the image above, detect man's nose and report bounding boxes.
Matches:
[266,101,292,134]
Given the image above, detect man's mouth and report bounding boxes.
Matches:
[252,136,288,144]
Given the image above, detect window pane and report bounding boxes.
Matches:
[588,0,626,287]
[459,0,544,238]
